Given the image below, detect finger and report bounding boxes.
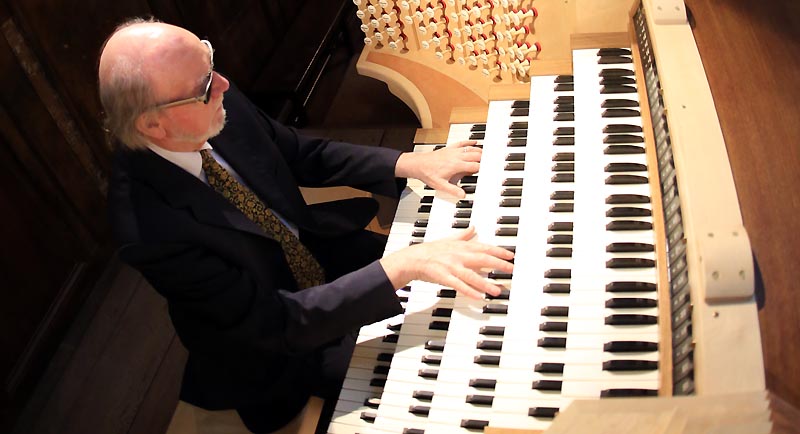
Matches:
[451,140,477,149]
[433,181,466,199]
[463,253,515,273]
[457,268,503,297]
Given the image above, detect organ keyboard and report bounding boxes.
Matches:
[328,0,765,432]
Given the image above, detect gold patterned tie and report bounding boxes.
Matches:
[200,149,325,289]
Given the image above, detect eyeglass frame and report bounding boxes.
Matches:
[153,39,214,110]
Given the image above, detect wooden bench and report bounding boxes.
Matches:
[247,0,355,126]
[165,397,324,434]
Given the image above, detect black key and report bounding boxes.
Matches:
[505,162,525,171]
[541,306,569,316]
[477,340,503,351]
[553,137,575,146]
[432,307,453,317]
[454,209,472,218]
[552,173,574,183]
[512,100,530,108]
[604,341,658,352]
[606,281,657,292]
[497,216,520,224]
[462,175,479,183]
[606,258,656,268]
[601,389,658,398]
[555,75,574,83]
[496,227,518,236]
[373,365,391,375]
[370,378,386,387]
[377,352,394,362]
[409,405,430,416]
[548,234,573,244]
[529,407,560,418]
[462,185,476,194]
[418,204,432,213]
[555,104,575,113]
[599,68,635,77]
[604,124,643,133]
[508,138,527,147]
[532,380,563,391]
[500,198,522,207]
[600,76,636,85]
[451,220,469,229]
[554,112,574,121]
[486,288,510,300]
[604,134,645,144]
[502,187,523,196]
[601,85,637,94]
[461,420,490,430]
[551,190,574,200]
[469,132,485,140]
[456,199,474,208]
[483,304,509,314]
[438,288,457,298]
[598,55,633,64]
[554,126,575,135]
[383,334,399,343]
[503,177,524,186]
[499,245,516,253]
[539,321,568,332]
[549,222,573,231]
[413,390,434,401]
[387,323,402,331]
[546,247,572,257]
[552,152,575,161]
[360,411,376,422]
[604,145,645,155]
[403,429,424,434]
[412,229,426,237]
[606,174,648,184]
[506,153,526,162]
[605,314,658,325]
[605,297,657,309]
[511,108,529,116]
[471,124,487,131]
[510,121,529,129]
[603,108,641,118]
[598,48,632,56]
[606,242,654,252]
[554,96,574,105]
[364,397,381,408]
[543,283,571,294]
[554,84,574,92]
[538,337,567,348]
[421,355,442,365]
[607,220,653,231]
[606,194,650,204]
[606,206,652,217]
[488,271,513,279]
[508,129,528,138]
[480,325,505,336]
[425,340,445,351]
[534,362,565,373]
[414,218,428,227]
[550,203,574,213]
[544,269,571,278]
[552,162,575,172]
[469,378,497,389]
[606,162,647,172]
[433,145,445,150]
[602,98,639,108]
[466,395,494,406]
[474,355,501,366]
[418,369,439,379]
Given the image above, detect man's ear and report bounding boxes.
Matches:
[135,111,166,140]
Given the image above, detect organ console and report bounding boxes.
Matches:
[326,0,768,432]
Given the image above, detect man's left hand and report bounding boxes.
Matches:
[395,140,482,198]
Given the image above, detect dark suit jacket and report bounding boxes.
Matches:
[107,84,405,425]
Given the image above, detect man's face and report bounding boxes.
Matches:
[150,36,230,151]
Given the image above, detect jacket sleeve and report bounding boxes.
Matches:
[120,241,403,356]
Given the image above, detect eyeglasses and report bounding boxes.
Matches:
[153,39,214,110]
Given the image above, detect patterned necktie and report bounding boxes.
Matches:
[199,149,325,289]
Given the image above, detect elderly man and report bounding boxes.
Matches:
[99,18,513,433]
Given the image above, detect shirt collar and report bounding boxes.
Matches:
[146,142,212,181]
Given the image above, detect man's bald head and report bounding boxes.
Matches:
[98,19,207,150]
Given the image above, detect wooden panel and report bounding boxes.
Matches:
[683,0,800,410]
